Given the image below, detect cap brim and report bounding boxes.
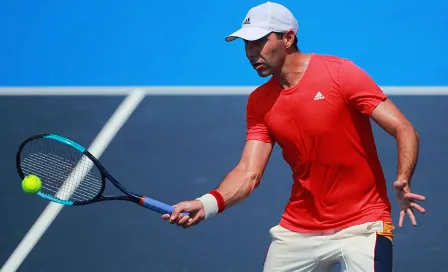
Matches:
[225,27,271,42]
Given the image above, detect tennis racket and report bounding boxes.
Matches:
[16,133,183,216]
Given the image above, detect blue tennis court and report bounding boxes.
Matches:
[2,0,447,270]
[0,90,445,271]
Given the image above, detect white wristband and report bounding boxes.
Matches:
[196,193,219,219]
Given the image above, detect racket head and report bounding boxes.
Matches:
[16,133,107,206]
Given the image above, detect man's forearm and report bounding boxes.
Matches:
[395,125,419,185]
[216,166,262,209]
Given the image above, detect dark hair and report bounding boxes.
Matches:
[273,32,299,51]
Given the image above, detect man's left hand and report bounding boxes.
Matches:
[394,179,426,228]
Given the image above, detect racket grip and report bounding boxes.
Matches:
[140,196,189,216]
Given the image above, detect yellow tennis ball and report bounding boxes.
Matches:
[22,175,42,194]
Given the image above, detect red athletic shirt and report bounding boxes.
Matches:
[246,54,392,232]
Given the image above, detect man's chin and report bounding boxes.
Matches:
[255,69,271,78]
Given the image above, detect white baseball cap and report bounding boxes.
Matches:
[225,1,298,42]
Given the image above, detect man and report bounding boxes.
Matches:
[162,2,426,271]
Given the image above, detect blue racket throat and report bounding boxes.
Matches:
[16,133,181,217]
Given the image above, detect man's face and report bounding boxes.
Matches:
[244,32,286,77]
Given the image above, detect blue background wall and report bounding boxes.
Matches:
[1,0,447,87]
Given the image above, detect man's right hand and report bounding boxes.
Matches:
[162,200,206,229]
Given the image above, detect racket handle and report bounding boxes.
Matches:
[140,196,189,216]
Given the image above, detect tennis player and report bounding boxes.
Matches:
[162,2,427,271]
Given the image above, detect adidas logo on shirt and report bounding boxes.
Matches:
[314,92,325,100]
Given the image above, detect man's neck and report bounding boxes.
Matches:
[274,51,312,89]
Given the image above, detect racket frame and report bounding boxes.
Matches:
[16,133,143,206]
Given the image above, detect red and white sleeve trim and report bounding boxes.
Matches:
[196,190,225,219]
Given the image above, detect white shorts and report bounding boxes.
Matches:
[263,221,393,272]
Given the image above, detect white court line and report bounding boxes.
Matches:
[0,86,447,95]
[0,88,146,272]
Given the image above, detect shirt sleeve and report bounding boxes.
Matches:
[338,60,387,116]
[245,92,275,143]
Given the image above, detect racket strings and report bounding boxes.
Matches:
[19,138,103,203]
[21,155,99,201]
